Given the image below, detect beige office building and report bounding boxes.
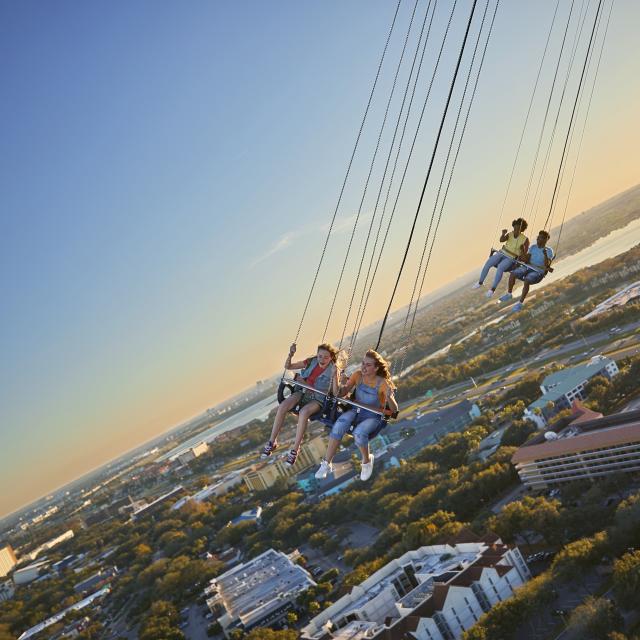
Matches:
[512,410,640,489]
[0,545,17,578]
[244,435,326,492]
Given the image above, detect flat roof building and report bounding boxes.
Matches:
[513,409,640,489]
[205,548,315,637]
[130,485,185,521]
[0,545,17,578]
[301,536,530,640]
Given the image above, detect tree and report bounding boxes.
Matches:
[612,550,640,610]
[567,597,623,639]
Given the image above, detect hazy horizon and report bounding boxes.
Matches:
[2,0,639,519]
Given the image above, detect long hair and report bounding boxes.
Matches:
[364,349,396,390]
[317,343,347,370]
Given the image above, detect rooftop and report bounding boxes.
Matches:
[208,549,315,628]
[529,356,616,410]
[513,408,640,464]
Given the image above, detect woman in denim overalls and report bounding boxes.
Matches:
[262,342,341,465]
[316,350,398,481]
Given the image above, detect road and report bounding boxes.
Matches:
[401,318,640,416]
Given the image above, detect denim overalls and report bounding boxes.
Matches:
[330,377,384,447]
[296,358,335,403]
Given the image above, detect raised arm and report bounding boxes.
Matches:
[499,228,509,243]
[284,344,307,371]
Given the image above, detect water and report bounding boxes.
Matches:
[539,215,640,288]
[159,394,278,461]
[163,217,640,456]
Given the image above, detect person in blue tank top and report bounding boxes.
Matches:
[261,342,343,466]
[499,230,554,311]
[315,350,398,482]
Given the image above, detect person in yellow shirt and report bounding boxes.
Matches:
[472,218,529,297]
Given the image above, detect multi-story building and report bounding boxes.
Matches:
[205,548,315,637]
[0,544,17,578]
[130,485,185,521]
[525,356,619,425]
[512,408,640,490]
[244,435,326,492]
[301,535,530,640]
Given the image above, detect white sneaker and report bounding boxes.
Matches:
[485,289,495,298]
[360,454,375,481]
[315,459,333,480]
[471,282,482,290]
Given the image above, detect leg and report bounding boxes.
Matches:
[353,417,380,481]
[291,400,322,452]
[490,257,515,291]
[326,410,357,462]
[519,282,531,303]
[478,252,503,285]
[353,417,382,463]
[507,272,516,293]
[268,392,302,443]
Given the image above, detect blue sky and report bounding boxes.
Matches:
[1,0,638,517]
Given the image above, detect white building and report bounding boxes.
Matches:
[0,544,17,578]
[526,356,619,425]
[25,529,75,561]
[301,535,530,640]
[13,560,50,586]
[171,472,244,511]
[205,548,315,637]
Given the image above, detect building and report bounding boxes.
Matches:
[0,581,15,602]
[0,544,17,578]
[172,472,244,511]
[205,548,315,637]
[130,485,185,521]
[512,408,640,489]
[229,507,263,527]
[24,529,75,562]
[526,356,619,425]
[177,441,209,465]
[581,280,640,319]
[301,535,530,640]
[13,560,50,586]
[74,567,117,594]
[244,436,326,492]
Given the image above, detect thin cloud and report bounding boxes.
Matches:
[249,230,300,268]
[248,211,373,269]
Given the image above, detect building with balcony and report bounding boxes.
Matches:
[205,548,315,637]
[512,409,640,490]
[301,535,530,640]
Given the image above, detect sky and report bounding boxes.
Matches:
[1,0,639,519]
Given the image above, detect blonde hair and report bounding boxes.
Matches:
[364,349,396,390]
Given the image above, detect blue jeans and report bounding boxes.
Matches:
[330,409,381,448]
[479,252,516,289]
[512,265,544,284]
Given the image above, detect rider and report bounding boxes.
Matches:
[262,343,341,466]
[472,218,529,297]
[315,350,398,482]
[500,229,554,311]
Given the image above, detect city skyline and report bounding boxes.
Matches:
[2,0,639,518]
